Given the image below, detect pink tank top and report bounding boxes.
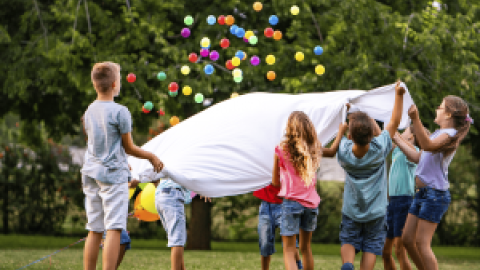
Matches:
[275,146,321,208]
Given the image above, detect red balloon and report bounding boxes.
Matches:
[264,28,274,38]
[158,110,165,116]
[127,73,136,83]
[226,60,234,70]
[189,53,198,63]
[168,82,179,92]
[220,38,230,49]
[218,15,225,25]
[142,107,150,114]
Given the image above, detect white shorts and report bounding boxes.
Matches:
[83,175,128,232]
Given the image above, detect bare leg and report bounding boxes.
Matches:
[298,230,313,270]
[282,235,298,270]
[416,219,439,270]
[171,246,184,270]
[115,244,127,270]
[261,256,271,270]
[394,237,412,270]
[402,214,424,270]
[360,252,376,270]
[382,238,396,270]
[103,229,121,270]
[295,249,301,262]
[84,231,103,270]
[341,244,356,265]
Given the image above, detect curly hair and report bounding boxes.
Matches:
[436,95,471,155]
[280,111,322,187]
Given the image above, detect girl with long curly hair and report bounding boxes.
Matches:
[272,111,347,270]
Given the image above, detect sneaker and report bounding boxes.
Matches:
[297,260,303,270]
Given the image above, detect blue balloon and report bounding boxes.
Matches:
[269,15,279,26]
[235,50,245,59]
[314,46,324,55]
[230,25,238,35]
[235,28,245,38]
[201,44,211,49]
[207,15,216,25]
[204,64,214,75]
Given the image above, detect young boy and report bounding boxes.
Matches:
[254,185,303,270]
[335,81,405,270]
[82,61,163,270]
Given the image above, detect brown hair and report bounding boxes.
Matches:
[436,95,471,155]
[348,112,373,146]
[280,111,322,187]
[91,62,119,93]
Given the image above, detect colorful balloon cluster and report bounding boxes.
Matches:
[125,4,327,131]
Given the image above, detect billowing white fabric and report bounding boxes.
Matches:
[128,83,414,197]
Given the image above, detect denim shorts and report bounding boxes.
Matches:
[386,196,413,238]
[102,229,131,251]
[156,188,187,247]
[258,201,283,256]
[280,199,318,236]
[409,187,451,223]
[339,214,387,256]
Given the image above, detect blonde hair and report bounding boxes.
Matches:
[280,111,322,187]
[91,62,120,93]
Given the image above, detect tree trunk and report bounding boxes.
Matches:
[186,197,211,250]
[2,172,8,234]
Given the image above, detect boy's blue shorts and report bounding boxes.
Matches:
[386,195,413,238]
[339,214,387,256]
[102,230,131,251]
[408,187,450,224]
[258,201,299,257]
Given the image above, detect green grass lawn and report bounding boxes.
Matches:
[1,235,479,270]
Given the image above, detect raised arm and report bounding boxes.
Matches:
[272,154,280,187]
[323,122,348,157]
[385,81,406,138]
[393,133,421,163]
[408,105,452,152]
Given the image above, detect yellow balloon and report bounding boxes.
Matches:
[253,2,263,11]
[266,55,276,65]
[291,5,300,15]
[295,52,304,62]
[245,30,254,39]
[231,92,239,98]
[128,188,135,200]
[315,65,325,75]
[182,86,192,95]
[232,68,242,77]
[200,37,210,48]
[181,65,190,75]
[232,57,241,67]
[170,116,180,126]
[140,183,157,214]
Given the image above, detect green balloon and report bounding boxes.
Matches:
[157,72,166,81]
[169,91,178,97]
[194,93,204,103]
[144,101,153,111]
[249,36,258,45]
[234,76,243,83]
[184,15,194,26]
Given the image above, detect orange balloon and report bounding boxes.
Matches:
[134,209,160,222]
[225,15,235,26]
[267,71,276,81]
[170,116,180,126]
[273,31,282,40]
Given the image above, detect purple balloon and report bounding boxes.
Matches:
[209,50,220,61]
[243,37,249,43]
[181,28,191,38]
[250,55,260,66]
[200,48,210,58]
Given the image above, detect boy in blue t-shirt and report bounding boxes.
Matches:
[334,82,405,270]
[82,62,163,270]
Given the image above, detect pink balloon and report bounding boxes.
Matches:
[250,55,260,66]
[209,50,219,61]
[200,49,209,58]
